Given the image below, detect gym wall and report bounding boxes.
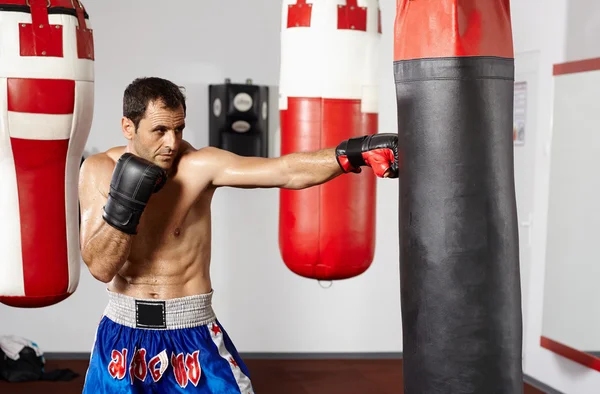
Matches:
[513,0,600,393]
[1,1,600,393]
[0,0,402,356]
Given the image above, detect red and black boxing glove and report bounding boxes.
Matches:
[335,133,399,178]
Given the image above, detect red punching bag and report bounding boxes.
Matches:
[278,0,382,281]
[0,0,95,307]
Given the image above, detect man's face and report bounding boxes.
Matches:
[123,99,185,170]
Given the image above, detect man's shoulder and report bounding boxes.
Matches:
[175,145,231,188]
[178,144,225,167]
[81,147,125,177]
[84,147,125,165]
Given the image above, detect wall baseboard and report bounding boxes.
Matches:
[523,374,565,394]
[43,352,560,393]
[240,352,403,359]
[45,352,91,360]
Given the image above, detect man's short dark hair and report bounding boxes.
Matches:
[123,77,187,129]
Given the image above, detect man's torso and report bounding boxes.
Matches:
[100,144,215,299]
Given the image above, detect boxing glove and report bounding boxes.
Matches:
[102,153,167,235]
[335,133,399,178]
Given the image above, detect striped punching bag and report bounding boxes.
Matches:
[0,0,95,308]
[394,1,523,392]
[278,0,382,281]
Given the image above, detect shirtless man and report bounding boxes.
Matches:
[79,77,398,393]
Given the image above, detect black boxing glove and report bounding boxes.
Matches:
[335,133,399,178]
[102,153,167,235]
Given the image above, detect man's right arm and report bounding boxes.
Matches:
[79,152,167,283]
[79,154,133,283]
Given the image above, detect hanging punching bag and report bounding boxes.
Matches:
[394,1,523,392]
[0,0,95,308]
[278,0,382,281]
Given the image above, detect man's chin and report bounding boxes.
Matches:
[155,156,174,168]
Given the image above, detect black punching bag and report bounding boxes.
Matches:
[394,1,523,393]
[208,78,269,157]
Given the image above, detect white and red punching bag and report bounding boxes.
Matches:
[0,0,94,308]
[278,0,381,280]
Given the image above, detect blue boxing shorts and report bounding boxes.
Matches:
[82,290,255,393]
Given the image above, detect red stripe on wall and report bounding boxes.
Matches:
[11,138,69,298]
[540,336,600,372]
[7,78,75,114]
[553,57,600,76]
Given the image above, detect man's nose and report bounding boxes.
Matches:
[163,130,177,147]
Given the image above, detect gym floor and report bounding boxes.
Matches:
[0,359,546,393]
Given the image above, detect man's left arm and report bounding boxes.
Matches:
[203,133,399,190]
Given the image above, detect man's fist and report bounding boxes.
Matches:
[102,153,167,235]
[335,134,399,178]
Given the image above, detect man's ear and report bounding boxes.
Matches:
[122,117,135,140]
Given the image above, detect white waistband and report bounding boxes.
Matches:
[103,289,217,330]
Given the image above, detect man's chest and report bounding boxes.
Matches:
[134,180,211,241]
[142,191,190,226]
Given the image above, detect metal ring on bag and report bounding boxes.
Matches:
[318,280,333,289]
[25,0,51,7]
[70,0,82,9]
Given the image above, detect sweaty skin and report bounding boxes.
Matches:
[79,100,349,299]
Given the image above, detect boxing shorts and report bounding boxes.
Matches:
[82,290,254,393]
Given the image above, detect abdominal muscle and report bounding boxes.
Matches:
[107,200,213,300]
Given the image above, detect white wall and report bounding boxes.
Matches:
[565,0,600,62]
[2,1,600,391]
[517,0,600,392]
[542,69,600,352]
[0,0,402,355]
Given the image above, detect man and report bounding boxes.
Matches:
[79,77,398,393]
